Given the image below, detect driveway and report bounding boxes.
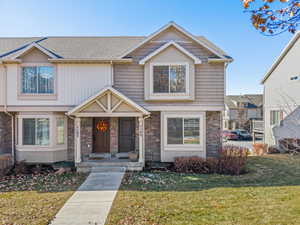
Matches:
[224,139,263,150]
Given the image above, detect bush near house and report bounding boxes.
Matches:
[268,145,281,154]
[174,145,248,175]
[279,138,300,154]
[252,143,268,156]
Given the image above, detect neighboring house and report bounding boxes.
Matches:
[224,94,263,131]
[0,22,232,170]
[262,32,300,146]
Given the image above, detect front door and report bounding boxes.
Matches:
[93,118,110,153]
[118,117,135,152]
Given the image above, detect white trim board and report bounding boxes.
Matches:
[160,111,206,162]
[145,105,224,111]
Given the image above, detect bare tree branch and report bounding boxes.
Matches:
[242,0,300,35]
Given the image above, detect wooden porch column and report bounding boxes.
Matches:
[74,117,81,163]
[138,117,145,164]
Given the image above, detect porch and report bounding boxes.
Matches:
[74,117,145,171]
[67,86,150,171]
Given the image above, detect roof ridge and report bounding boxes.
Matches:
[0,36,147,39]
[0,37,42,39]
[46,36,146,38]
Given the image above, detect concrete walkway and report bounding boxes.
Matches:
[50,171,125,225]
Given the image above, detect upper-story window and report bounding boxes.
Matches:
[22,66,54,94]
[153,64,186,94]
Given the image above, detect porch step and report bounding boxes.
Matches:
[76,161,143,172]
[91,166,126,173]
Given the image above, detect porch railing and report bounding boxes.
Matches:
[252,119,264,133]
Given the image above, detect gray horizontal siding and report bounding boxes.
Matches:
[113,62,224,107]
[115,35,225,107]
[129,40,217,63]
[114,64,144,104]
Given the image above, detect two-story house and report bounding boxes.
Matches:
[262,32,300,146]
[0,22,232,170]
[224,94,263,131]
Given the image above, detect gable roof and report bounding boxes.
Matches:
[139,41,202,65]
[261,31,300,84]
[120,22,231,60]
[225,94,263,109]
[0,22,231,62]
[10,42,60,59]
[67,86,150,116]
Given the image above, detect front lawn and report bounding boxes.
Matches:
[0,171,87,225]
[106,155,300,225]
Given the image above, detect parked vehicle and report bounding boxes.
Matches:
[222,130,239,141]
[234,129,252,140]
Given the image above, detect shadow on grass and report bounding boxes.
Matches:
[0,172,88,193]
[119,155,300,192]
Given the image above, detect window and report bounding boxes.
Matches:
[167,117,200,145]
[153,65,186,94]
[56,118,65,145]
[22,66,54,94]
[270,110,283,125]
[23,118,50,145]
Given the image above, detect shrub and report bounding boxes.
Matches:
[279,138,300,154]
[217,145,249,175]
[252,143,268,156]
[268,145,281,154]
[174,145,248,175]
[174,156,214,174]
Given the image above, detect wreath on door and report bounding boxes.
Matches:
[96,120,109,132]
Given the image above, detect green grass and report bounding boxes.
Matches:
[0,171,87,225]
[106,155,300,225]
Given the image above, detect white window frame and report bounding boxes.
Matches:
[20,115,52,147]
[18,63,57,100]
[150,62,190,99]
[162,112,205,152]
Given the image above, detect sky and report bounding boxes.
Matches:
[0,0,294,95]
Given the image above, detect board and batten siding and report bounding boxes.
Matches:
[113,62,225,107]
[5,63,112,106]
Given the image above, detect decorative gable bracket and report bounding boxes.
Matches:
[67,86,150,117]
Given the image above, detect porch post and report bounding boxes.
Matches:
[138,116,144,164]
[74,117,81,163]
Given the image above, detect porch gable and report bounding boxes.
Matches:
[67,86,150,117]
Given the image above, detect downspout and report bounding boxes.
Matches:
[2,63,15,163]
